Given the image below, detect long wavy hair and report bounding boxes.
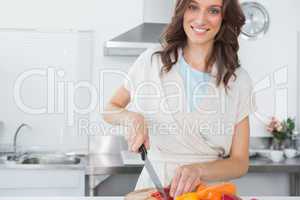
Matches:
[154,0,245,88]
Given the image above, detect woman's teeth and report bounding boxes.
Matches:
[192,26,208,33]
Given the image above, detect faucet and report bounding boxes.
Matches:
[13,123,31,156]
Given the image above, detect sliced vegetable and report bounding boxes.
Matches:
[151,182,237,200]
[175,192,198,200]
[196,184,207,192]
[150,188,173,200]
[207,183,236,195]
[221,193,242,200]
[197,182,236,199]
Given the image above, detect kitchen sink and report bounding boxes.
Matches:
[2,152,81,165]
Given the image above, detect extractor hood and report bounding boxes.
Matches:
[104,23,167,56]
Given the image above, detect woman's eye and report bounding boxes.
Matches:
[209,8,221,15]
[188,4,198,11]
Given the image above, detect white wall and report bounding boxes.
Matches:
[239,0,299,137]
[143,0,176,23]
[0,29,94,152]
[0,0,143,152]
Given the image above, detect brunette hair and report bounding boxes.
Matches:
[154,0,245,88]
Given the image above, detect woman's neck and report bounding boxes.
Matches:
[183,41,213,72]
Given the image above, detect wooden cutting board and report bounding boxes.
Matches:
[125,188,158,200]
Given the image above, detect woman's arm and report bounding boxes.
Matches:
[103,86,149,152]
[103,86,135,125]
[198,116,250,181]
[170,117,250,197]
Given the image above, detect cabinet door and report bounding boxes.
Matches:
[232,172,290,196]
[0,169,85,196]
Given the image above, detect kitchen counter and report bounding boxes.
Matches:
[0,162,85,170]
[2,153,300,196]
[0,197,299,200]
[4,153,296,174]
[249,156,300,173]
[0,158,86,170]
[85,153,300,175]
[85,153,300,196]
[85,154,142,175]
[248,156,300,196]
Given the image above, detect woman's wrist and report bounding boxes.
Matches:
[124,112,144,126]
[130,112,145,126]
[194,163,205,180]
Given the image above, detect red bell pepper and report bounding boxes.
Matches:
[150,188,173,200]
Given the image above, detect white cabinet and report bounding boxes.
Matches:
[0,169,85,196]
[233,173,290,196]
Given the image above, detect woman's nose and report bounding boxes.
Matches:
[194,10,208,25]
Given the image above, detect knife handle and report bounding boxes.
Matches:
[138,144,147,161]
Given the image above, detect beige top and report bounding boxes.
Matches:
[124,45,255,189]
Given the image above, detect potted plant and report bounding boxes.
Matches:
[266,117,295,150]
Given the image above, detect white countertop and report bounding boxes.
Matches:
[0,197,299,200]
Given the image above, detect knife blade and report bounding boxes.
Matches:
[139,144,168,200]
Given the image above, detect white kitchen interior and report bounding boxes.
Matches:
[0,0,300,199]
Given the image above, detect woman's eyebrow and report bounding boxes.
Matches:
[190,0,199,5]
[190,1,222,8]
[210,4,222,8]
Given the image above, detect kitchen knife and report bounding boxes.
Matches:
[139,144,168,200]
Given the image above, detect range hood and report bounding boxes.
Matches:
[104,23,167,56]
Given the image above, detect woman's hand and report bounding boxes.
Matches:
[127,113,150,152]
[169,164,203,198]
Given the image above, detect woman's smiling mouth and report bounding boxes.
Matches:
[191,25,210,34]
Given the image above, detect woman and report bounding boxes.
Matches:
[103,0,253,198]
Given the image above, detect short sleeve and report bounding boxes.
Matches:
[235,69,257,124]
[123,52,147,95]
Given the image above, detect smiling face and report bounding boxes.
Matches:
[183,0,223,47]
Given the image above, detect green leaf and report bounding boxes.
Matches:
[286,118,295,132]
